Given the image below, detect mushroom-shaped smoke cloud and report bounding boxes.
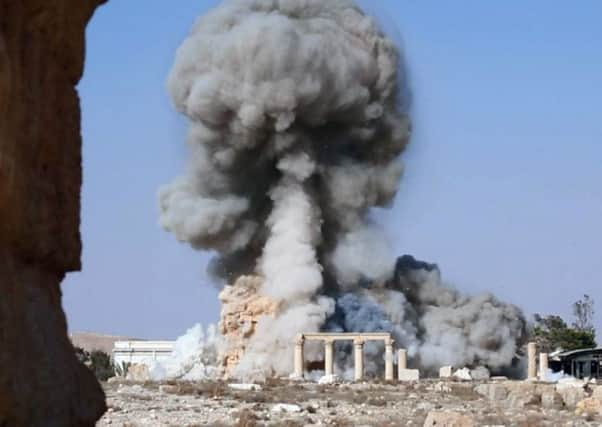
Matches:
[159,0,526,380]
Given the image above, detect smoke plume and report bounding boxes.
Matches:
[159,0,526,379]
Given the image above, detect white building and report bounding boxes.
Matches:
[112,340,174,367]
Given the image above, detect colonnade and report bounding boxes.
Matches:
[293,332,395,380]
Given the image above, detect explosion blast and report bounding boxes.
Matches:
[158,0,527,380]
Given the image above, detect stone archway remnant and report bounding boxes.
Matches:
[0,1,107,425]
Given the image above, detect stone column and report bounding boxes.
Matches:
[527,342,537,379]
[293,334,304,378]
[539,352,549,381]
[398,348,407,380]
[354,338,364,381]
[324,339,334,377]
[385,338,394,381]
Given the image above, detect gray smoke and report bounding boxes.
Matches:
[159,0,526,379]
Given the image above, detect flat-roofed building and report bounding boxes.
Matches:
[112,341,174,367]
[550,347,602,379]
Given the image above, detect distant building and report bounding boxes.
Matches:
[550,347,602,379]
[70,332,135,354]
[112,341,174,367]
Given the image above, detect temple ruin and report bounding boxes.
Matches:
[293,332,396,381]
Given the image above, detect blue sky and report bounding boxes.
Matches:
[63,0,602,339]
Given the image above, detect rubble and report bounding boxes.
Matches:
[97,379,602,426]
[318,374,340,385]
[541,390,563,409]
[575,398,602,417]
[469,366,490,380]
[423,410,475,427]
[474,383,508,401]
[557,385,586,409]
[271,403,303,413]
[125,364,151,382]
[228,383,262,391]
[453,368,472,381]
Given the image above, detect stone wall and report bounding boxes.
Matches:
[218,275,279,377]
[0,1,106,425]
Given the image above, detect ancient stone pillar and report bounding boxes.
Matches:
[385,338,394,380]
[527,342,537,379]
[539,352,549,381]
[398,349,408,369]
[354,338,364,381]
[293,334,304,378]
[324,339,334,376]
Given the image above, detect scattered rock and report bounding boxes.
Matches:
[440,366,453,378]
[506,390,539,409]
[431,382,452,393]
[453,368,472,381]
[556,383,586,408]
[271,403,303,413]
[541,391,563,409]
[125,364,151,381]
[228,383,262,391]
[159,385,179,394]
[423,410,475,427]
[318,374,340,384]
[398,369,420,382]
[575,397,602,417]
[469,366,490,381]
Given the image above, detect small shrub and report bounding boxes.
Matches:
[74,346,114,381]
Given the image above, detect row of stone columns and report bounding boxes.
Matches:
[297,339,551,382]
[527,341,549,381]
[293,334,396,380]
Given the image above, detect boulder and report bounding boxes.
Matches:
[228,383,262,391]
[318,374,340,384]
[453,368,472,381]
[398,369,420,382]
[474,383,508,401]
[126,364,151,382]
[423,410,475,427]
[541,390,563,409]
[556,385,586,409]
[271,403,303,413]
[469,366,490,381]
[575,398,602,417]
[158,385,179,394]
[506,390,540,409]
[439,366,453,378]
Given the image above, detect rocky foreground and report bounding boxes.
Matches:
[98,378,602,426]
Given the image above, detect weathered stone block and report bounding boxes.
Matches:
[423,410,475,427]
[439,366,453,378]
[398,368,420,382]
[474,383,508,401]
